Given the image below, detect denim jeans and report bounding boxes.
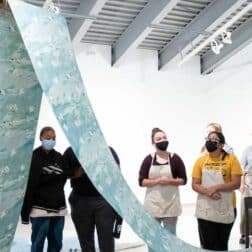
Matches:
[148,217,177,252]
[30,216,65,252]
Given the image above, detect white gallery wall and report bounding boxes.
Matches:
[37,41,252,204]
[77,42,252,200]
[35,41,252,244]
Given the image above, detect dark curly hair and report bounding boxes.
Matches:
[208,131,225,144]
[40,126,55,137]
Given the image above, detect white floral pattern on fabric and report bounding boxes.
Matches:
[0,9,42,252]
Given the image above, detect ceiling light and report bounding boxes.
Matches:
[222,31,232,44]
[43,0,60,14]
[210,39,223,54]
[178,2,252,66]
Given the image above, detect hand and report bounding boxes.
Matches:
[73,167,84,178]
[158,176,170,185]
[205,186,218,197]
[210,192,222,200]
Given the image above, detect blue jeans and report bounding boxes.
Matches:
[30,216,65,252]
[148,217,177,252]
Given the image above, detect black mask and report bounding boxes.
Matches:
[205,140,218,152]
[155,141,169,151]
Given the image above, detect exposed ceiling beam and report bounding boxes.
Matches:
[201,17,252,75]
[68,0,107,45]
[43,0,51,8]
[158,0,246,70]
[25,0,71,9]
[111,0,180,66]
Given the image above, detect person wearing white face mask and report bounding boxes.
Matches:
[138,127,187,252]
[21,126,68,252]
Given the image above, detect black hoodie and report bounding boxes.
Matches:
[21,146,67,224]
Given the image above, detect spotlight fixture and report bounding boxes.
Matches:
[43,0,60,14]
[177,2,252,66]
[210,39,223,55]
[222,31,232,44]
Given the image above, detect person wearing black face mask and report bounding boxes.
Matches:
[205,139,219,153]
[155,140,169,151]
[138,127,187,252]
[200,123,233,154]
[192,131,242,251]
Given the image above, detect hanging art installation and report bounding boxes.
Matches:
[0,1,247,251]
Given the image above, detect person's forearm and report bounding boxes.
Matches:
[172,178,184,185]
[142,178,159,187]
[240,175,245,192]
[192,183,208,195]
[211,181,240,193]
[162,178,184,186]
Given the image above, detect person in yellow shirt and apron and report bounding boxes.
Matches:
[192,131,242,251]
[139,127,187,252]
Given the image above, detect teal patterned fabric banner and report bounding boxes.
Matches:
[0,9,42,252]
[0,0,249,251]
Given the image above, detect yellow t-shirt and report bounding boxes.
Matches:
[192,153,242,207]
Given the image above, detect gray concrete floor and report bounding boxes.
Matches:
[13,201,246,251]
[13,214,146,252]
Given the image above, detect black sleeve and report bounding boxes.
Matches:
[170,153,187,185]
[109,147,123,234]
[63,147,81,177]
[109,146,120,168]
[21,152,40,224]
[138,155,152,186]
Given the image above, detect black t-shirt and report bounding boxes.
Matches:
[63,146,120,197]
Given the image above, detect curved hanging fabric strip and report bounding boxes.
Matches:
[3,1,247,251]
[0,10,42,252]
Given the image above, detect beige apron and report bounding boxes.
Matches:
[195,159,234,224]
[144,153,182,218]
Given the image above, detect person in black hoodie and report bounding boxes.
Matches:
[21,126,67,252]
[63,146,122,252]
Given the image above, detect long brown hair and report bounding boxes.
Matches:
[151,127,165,144]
